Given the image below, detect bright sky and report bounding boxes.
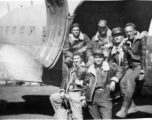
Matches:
[0,0,45,18]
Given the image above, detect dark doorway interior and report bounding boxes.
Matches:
[73,1,152,39]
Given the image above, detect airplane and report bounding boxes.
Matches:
[0,0,152,95]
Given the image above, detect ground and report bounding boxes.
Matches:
[0,85,152,119]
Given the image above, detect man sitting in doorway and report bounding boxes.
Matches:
[86,19,113,67]
[63,23,90,68]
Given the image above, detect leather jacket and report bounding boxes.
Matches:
[123,35,146,71]
[86,30,113,59]
[63,32,90,59]
[84,61,124,102]
[60,62,86,93]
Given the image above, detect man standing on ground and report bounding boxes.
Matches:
[84,49,124,119]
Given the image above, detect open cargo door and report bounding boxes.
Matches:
[35,0,83,68]
[35,0,69,68]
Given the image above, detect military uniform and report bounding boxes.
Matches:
[84,50,124,119]
[116,29,147,118]
[50,62,87,120]
[63,24,90,68]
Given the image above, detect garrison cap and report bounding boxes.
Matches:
[98,19,107,27]
[71,23,80,30]
[112,27,124,37]
[93,49,104,57]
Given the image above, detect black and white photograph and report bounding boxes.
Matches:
[0,0,152,119]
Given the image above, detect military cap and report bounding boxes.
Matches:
[112,27,124,37]
[71,23,80,30]
[93,49,104,57]
[98,19,107,27]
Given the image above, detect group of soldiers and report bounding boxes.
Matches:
[50,19,148,119]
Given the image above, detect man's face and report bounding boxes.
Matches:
[125,26,135,40]
[94,55,104,65]
[71,27,80,38]
[98,26,108,35]
[73,55,82,66]
[113,34,124,45]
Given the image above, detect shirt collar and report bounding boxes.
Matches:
[69,32,84,41]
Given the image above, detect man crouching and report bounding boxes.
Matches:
[84,49,124,119]
[50,52,87,120]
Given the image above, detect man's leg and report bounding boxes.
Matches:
[68,92,83,120]
[50,92,63,117]
[87,103,101,119]
[120,68,133,97]
[99,100,112,119]
[125,66,141,99]
[116,67,141,118]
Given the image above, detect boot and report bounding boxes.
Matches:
[116,98,132,118]
[127,100,137,114]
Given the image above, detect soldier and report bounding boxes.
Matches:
[116,23,146,118]
[110,27,129,70]
[86,19,113,67]
[84,49,124,119]
[50,52,87,120]
[63,23,90,68]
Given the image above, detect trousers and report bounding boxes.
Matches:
[120,66,141,99]
[87,89,112,119]
[50,92,83,120]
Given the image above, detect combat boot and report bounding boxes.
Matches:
[116,98,132,118]
[127,100,137,114]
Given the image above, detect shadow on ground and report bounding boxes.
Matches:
[0,95,152,119]
[0,95,54,116]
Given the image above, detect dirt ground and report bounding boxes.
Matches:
[0,86,152,119]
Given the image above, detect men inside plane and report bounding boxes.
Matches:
[63,23,90,68]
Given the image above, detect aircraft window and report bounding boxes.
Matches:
[42,26,46,42]
[20,26,24,35]
[29,26,35,36]
[12,27,16,34]
[6,26,9,34]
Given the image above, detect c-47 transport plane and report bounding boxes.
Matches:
[0,0,152,119]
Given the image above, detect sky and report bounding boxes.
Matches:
[0,0,45,18]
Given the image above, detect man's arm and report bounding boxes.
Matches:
[63,38,73,58]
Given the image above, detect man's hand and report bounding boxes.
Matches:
[60,91,65,99]
[138,70,145,81]
[138,73,145,81]
[110,81,116,91]
[103,50,109,58]
[104,43,112,50]
[81,100,87,107]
